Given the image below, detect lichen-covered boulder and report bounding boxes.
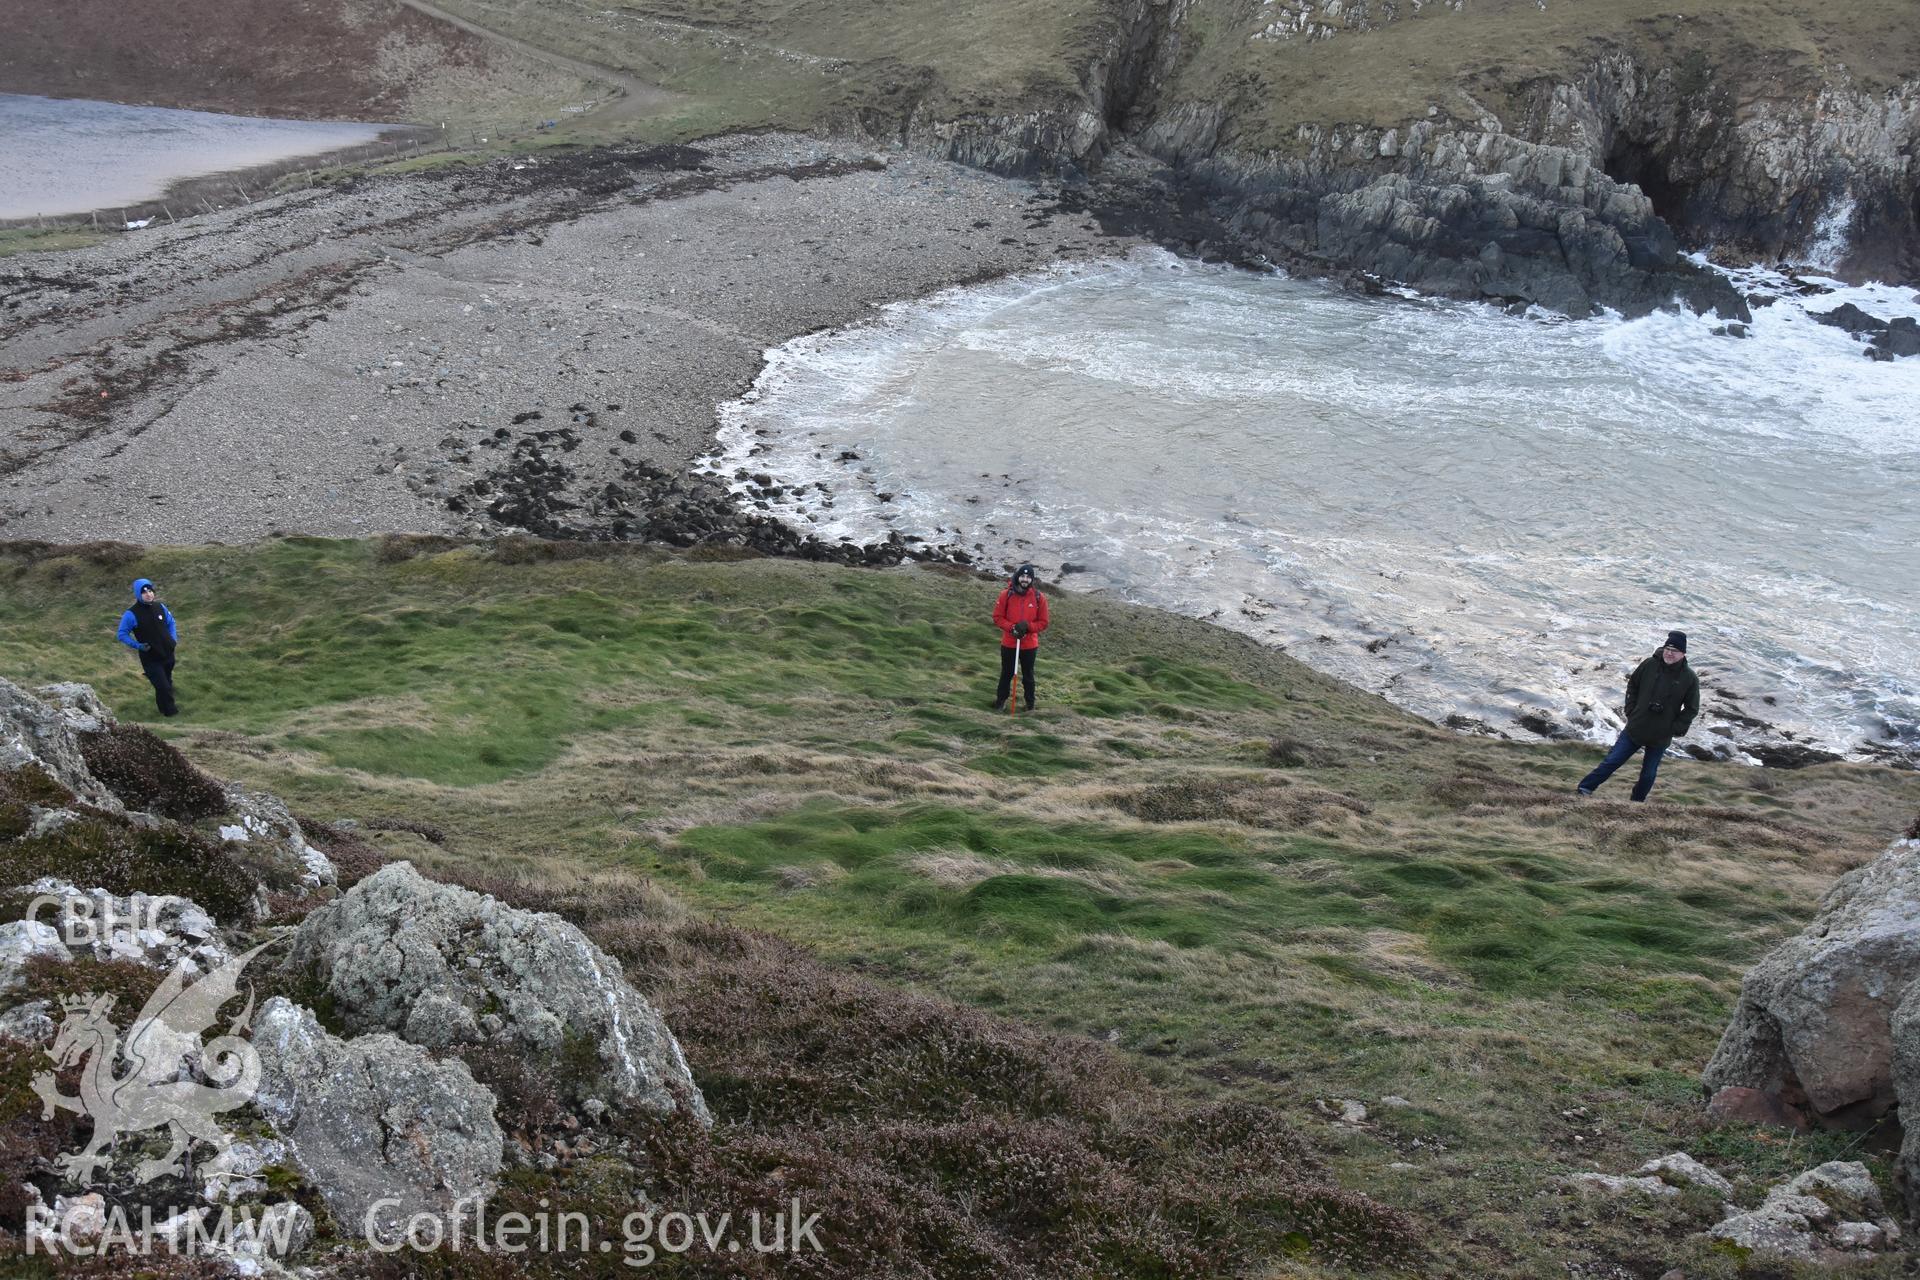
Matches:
[288,862,706,1122]
[1705,1203,1824,1260]
[0,679,120,812]
[34,683,116,735]
[1702,839,1920,1123]
[251,997,502,1245]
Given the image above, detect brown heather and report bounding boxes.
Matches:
[346,873,1424,1279]
[76,724,229,823]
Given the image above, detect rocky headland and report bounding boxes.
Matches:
[881,0,1919,316]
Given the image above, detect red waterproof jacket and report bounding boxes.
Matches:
[993,586,1050,651]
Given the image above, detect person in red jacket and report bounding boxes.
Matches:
[992,563,1050,711]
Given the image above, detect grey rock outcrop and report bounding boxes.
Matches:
[0,999,55,1044]
[200,1137,291,1205]
[1873,317,1920,360]
[251,997,502,1245]
[216,785,338,892]
[1814,303,1888,334]
[1565,1151,1734,1202]
[1706,1202,1824,1260]
[1565,1171,1680,1199]
[1209,129,1747,319]
[33,683,116,736]
[1780,1161,1885,1219]
[1635,1152,1734,1198]
[0,678,121,811]
[14,878,229,975]
[227,1201,314,1270]
[1701,1161,1899,1261]
[1522,55,1919,281]
[287,862,707,1122]
[1702,839,1920,1124]
[0,920,70,994]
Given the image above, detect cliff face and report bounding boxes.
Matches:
[887,0,1918,315]
[1525,56,1920,283]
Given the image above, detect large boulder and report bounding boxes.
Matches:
[250,997,502,1245]
[1811,302,1888,335]
[1872,316,1920,360]
[0,679,121,812]
[1702,839,1920,1124]
[286,862,707,1122]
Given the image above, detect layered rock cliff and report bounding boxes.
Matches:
[884,0,1919,316]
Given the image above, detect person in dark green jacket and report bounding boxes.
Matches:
[1577,630,1700,801]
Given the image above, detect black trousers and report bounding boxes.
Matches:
[140,649,178,716]
[996,646,1036,706]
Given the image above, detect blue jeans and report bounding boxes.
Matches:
[1579,731,1665,801]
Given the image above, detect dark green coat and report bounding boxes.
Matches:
[1624,652,1699,749]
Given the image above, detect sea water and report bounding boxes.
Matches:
[0,93,391,220]
[709,249,1920,764]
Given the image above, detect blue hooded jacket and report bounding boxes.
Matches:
[117,578,178,653]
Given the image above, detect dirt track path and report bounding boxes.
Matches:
[393,0,682,124]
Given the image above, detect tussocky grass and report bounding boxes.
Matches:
[3,535,1918,1277]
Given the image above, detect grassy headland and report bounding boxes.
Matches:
[385,0,1920,152]
[2,536,1916,1276]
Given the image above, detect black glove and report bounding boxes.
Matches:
[138,642,151,652]
[1012,622,1029,638]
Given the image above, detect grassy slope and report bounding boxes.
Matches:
[1165,0,1920,152]
[374,0,1116,146]
[3,537,1917,1276]
[0,0,597,132]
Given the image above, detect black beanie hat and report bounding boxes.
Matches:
[1664,630,1687,653]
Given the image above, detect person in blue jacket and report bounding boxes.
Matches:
[117,578,180,716]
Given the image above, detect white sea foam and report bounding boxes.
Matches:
[1800,192,1858,274]
[708,250,1920,763]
